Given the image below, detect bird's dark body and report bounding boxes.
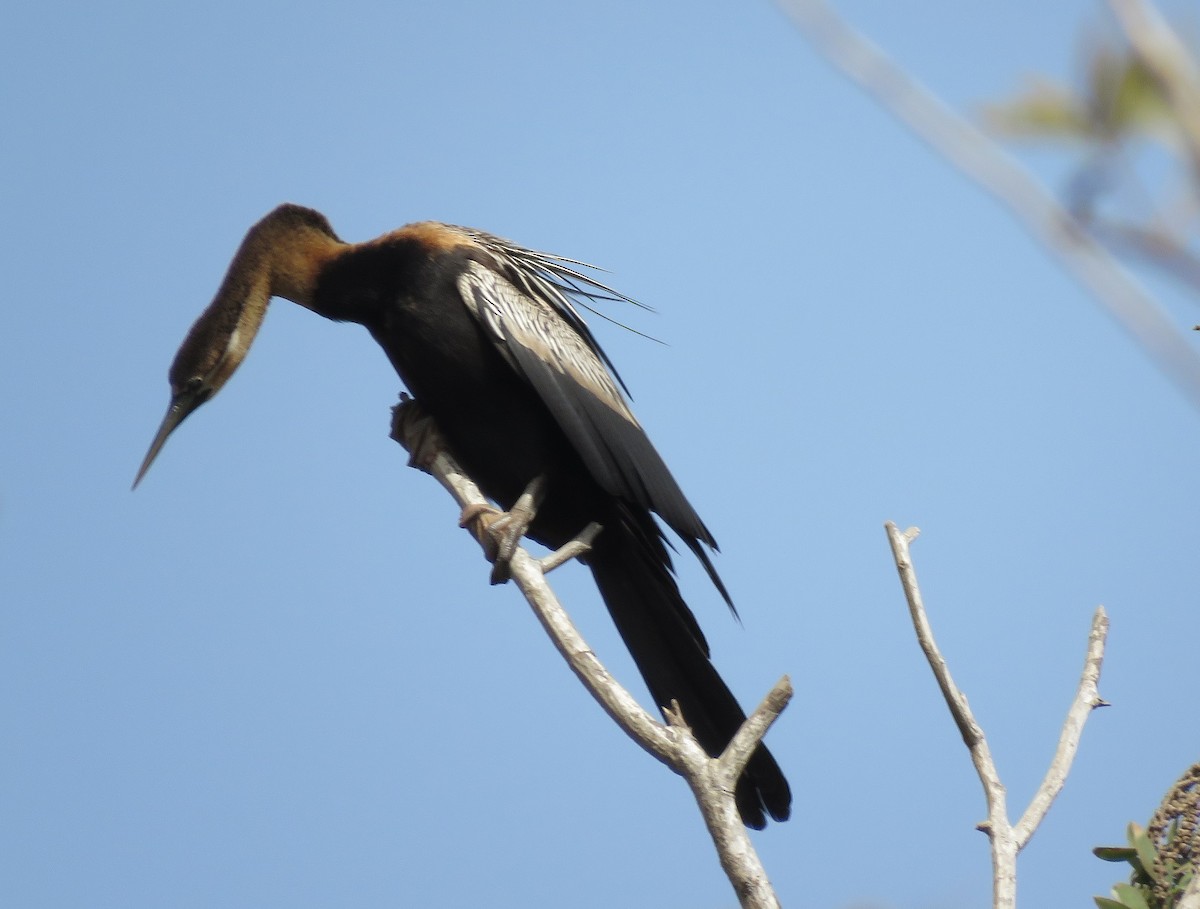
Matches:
[137,206,790,828]
[313,231,789,827]
[322,242,571,515]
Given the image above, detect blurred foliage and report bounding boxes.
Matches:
[1093,763,1199,909]
[984,24,1200,299]
[982,47,1173,143]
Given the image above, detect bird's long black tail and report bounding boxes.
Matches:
[585,506,791,829]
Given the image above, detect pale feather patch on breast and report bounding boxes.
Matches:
[457,261,639,426]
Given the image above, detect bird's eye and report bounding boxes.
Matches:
[172,376,209,403]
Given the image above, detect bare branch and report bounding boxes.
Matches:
[777,0,1200,411]
[1085,219,1200,295]
[1109,0,1200,188]
[885,524,985,749]
[884,523,1109,909]
[721,677,794,782]
[1014,606,1110,847]
[391,395,786,909]
[538,522,603,573]
[391,395,678,763]
[885,522,1017,909]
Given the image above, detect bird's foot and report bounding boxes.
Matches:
[390,394,443,472]
[459,476,547,584]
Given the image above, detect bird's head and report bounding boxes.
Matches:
[133,204,343,488]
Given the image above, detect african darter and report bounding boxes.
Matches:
[134,204,791,828]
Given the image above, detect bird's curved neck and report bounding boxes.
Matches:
[168,212,345,391]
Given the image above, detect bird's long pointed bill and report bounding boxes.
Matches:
[132,395,196,489]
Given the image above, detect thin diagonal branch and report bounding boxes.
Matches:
[1014,606,1110,847]
[391,395,788,909]
[722,679,794,782]
[778,0,1200,411]
[1085,219,1200,296]
[885,522,1110,909]
[885,523,1016,907]
[885,524,988,749]
[1110,0,1200,189]
[391,395,676,761]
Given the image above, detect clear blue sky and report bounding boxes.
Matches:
[2,1,1196,907]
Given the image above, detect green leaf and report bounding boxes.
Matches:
[1094,898,1128,909]
[1095,846,1138,862]
[1113,882,1151,909]
[980,79,1091,140]
[1086,49,1170,138]
[1130,828,1160,882]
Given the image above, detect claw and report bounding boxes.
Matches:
[459,476,547,584]
[390,394,443,472]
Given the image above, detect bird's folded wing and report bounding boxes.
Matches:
[457,261,706,540]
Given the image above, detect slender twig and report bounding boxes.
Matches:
[1085,219,1200,295]
[1109,0,1200,190]
[392,395,676,759]
[777,0,1200,411]
[538,522,603,573]
[884,523,1110,909]
[391,395,788,909]
[885,523,1016,906]
[723,681,794,781]
[1013,607,1110,847]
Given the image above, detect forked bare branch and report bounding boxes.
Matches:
[885,522,1109,909]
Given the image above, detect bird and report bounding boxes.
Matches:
[134,203,791,828]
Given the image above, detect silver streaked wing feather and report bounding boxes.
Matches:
[455,228,652,396]
[455,251,729,607]
[457,261,638,426]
